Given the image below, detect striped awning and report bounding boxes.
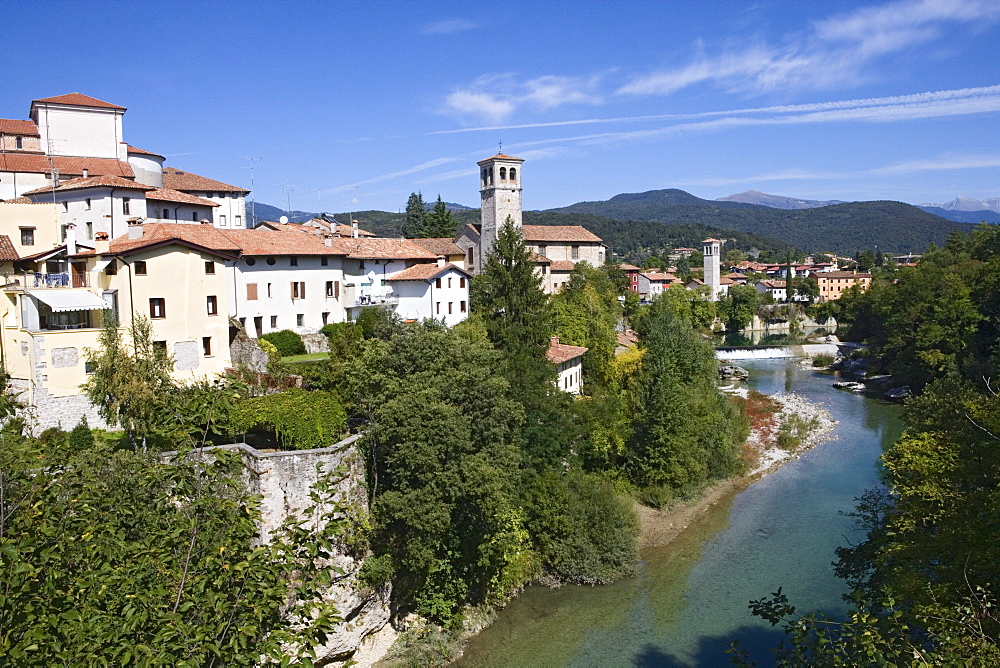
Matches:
[28,289,110,312]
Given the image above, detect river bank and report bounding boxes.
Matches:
[637,390,835,549]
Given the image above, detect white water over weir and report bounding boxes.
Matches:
[716,343,840,360]
[716,346,795,360]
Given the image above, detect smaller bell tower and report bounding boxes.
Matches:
[478,153,524,260]
[703,237,722,301]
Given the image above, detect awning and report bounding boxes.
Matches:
[92,258,113,272]
[28,289,110,313]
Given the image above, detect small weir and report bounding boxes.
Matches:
[715,345,795,360]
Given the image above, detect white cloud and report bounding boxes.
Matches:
[444,90,514,124]
[421,19,478,34]
[618,0,1000,97]
[442,73,605,122]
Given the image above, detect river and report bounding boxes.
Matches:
[458,358,904,667]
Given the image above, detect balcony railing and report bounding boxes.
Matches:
[353,294,398,307]
[3,272,89,289]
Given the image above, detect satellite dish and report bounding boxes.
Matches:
[279,215,289,224]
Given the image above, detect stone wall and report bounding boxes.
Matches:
[301,332,330,354]
[165,436,391,665]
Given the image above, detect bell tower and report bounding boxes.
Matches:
[478,153,524,260]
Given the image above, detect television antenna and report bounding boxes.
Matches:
[280,181,294,217]
[239,156,261,226]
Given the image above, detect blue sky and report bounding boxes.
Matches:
[3,0,998,213]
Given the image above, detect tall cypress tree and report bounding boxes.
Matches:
[423,195,456,238]
[401,192,426,238]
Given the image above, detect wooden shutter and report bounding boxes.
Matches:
[299,282,306,299]
[335,281,340,298]
[247,283,258,300]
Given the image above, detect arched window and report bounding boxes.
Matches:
[509,167,516,182]
[488,168,494,185]
[482,169,488,187]
[499,167,507,180]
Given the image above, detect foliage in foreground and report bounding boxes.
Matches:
[0,433,347,665]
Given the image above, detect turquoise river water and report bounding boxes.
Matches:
[457,358,904,667]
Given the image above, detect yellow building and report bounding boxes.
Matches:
[0,219,236,431]
[815,271,872,301]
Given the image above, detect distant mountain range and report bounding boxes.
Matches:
[921,196,1000,213]
[716,190,846,209]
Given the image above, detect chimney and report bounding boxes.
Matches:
[200,218,212,225]
[323,234,333,248]
[128,219,144,239]
[550,336,559,347]
[65,222,77,256]
[352,220,359,239]
[436,255,446,267]
[82,168,89,178]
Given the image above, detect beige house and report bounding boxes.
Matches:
[815,271,872,301]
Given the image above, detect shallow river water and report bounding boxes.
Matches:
[458,359,904,667]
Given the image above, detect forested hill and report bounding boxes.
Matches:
[548,189,975,254]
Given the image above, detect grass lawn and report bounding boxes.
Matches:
[282,352,331,363]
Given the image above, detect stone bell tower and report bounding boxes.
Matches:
[478,153,524,260]
[703,237,722,301]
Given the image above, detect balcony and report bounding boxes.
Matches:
[3,272,89,289]
[354,294,398,308]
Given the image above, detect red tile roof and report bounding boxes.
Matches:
[478,153,524,164]
[21,174,152,195]
[32,93,125,110]
[528,252,551,264]
[126,145,164,158]
[619,263,641,271]
[0,235,19,261]
[410,237,464,256]
[325,237,438,260]
[387,263,469,281]
[643,271,679,282]
[1,197,32,204]
[293,218,376,238]
[146,188,219,207]
[108,223,241,256]
[162,167,249,194]
[549,259,576,272]
[546,337,588,365]
[0,119,39,136]
[0,154,134,178]
[819,271,871,279]
[220,229,332,256]
[522,225,603,243]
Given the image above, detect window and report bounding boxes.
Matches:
[85,198,91,210]
[202,337,212,356]
[205,261,215,274]
[122,198,130,215]
[192,212,199,222]
[436,302,441,314]
[246,283,258,300]
[435,278,442,288]
[448,302,453,314]
[15,136,22,149]
[321,256,328,266]
[266,257,276,265]
[85,360,96,374]
[291,281,306,299]
[20,228,34,246]
[86,222,93,239]
[460,277,466,288]
[207,295,218,315]
[322,312,329,325]
[220,215,227,226]
[447,277,452,288]
[149,297,166,319]
[461,300,467,313]
[500,167,507,180]
[270,315,277,328]
[245,257,256,266]
[105,260,117,275]
[290,256,298,266]
[509,167,516,181]
[267,283,272,298]
[134,261,147,275]
[153,340,167,351]
[325,281,334,297]
[538,245,547,258]
[296,314,304,327]
[571,246,580,260]
[62,201,69,212]
[235,215,242,226]
[60,225,67,241]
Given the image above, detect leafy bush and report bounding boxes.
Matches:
[259,329,306,357]
[522,471,639,583]
[812,353,836,367]
[233,389,347,450]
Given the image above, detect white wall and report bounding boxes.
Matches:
[29,188,149,241]
[556,358,583,394]
[390,269,469,326]
[146,201,216,224]
[128,154,165,187]
[0,172,48,200]
[33,105,124,159]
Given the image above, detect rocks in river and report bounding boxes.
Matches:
[833,381,867,393]
[718,364,749,380]
[865,375,894,392]
[831,356,869,378]
[884,386,913,402]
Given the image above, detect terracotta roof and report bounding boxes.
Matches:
[146,188,219,207]
[720,277,734,285]
[126,145,164,158]
[162,167,249,194]
[220,229,332,256]
[619,263,641,271]
[387,263,469,281]
[702,237,722,243]
[687,278,704,286]
[643,271,679,282]
[478,153,524,164]
[528,252,551,264]
[522,225,603,243]
[21,174,152,196]
[759,280,787,289]
[1,197,32,204]
[32,93,125,110]
[549,259,576,272]
[546,337,588,365]
[819,271,871,279]
[108,223,241,256]
[616,330,639,349]
[325,237,438,260]
[0,119,39,136]
[299,217,376,238]
[0,235,19,261]
[0,154,134,178]
[410,237,464,256]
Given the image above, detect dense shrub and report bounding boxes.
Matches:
[232,389,347,450]
[259,329,306,357]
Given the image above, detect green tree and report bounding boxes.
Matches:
[718,283,762,331]
[82,312,175,451]
[402,192,427,238]
[423,195,456,238]
[551,262,621,390]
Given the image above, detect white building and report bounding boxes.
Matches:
[546,336,587,394]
